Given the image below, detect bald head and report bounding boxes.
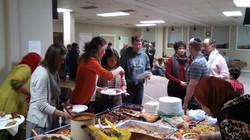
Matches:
[203,38,216,54]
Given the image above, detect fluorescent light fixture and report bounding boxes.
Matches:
[140,20,165,24]
[57,8,72,13]
[223,11,242,17]
[97,12,129,17]
[233,0,250,7]
[135,24,156,27]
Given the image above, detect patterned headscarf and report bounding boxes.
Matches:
[19,52,42,73]
[194,77,239,117]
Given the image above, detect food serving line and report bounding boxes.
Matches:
[23,78,216,140]
[24,101,215,140]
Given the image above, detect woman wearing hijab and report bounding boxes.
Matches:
[194,77,250,140]
[0,52,41,139]
[26,43,72,138]
[165,41,191,104]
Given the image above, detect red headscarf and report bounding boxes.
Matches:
[19,52,42,73]
[194,77,239,117]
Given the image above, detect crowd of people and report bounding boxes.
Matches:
[0,35,249,139]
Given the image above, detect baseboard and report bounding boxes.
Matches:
[241,70,250,73]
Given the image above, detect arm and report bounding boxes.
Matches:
[183,79,198,111]
[33,72,56,115]
[111,66,124,76]
[89,59,117,80]
[216,56,229,80]
[10,65,32,95]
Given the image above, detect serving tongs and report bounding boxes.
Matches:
[122,112,146,121]
[106,108,122,121]
[162,116,178,129]
[162,116,179,140]
[61,103,74,118]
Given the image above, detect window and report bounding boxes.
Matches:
[212,26,230,49]
[167,27,182,48]
[237,26,250,50]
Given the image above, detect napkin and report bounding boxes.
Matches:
[137,71,152,80]
[7,125,19,136]
[186,109,206,121]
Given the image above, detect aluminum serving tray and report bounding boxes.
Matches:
[116,120,178,140]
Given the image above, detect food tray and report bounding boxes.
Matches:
[95,105,144,127]
[120,103,144,111]
[116,120,177,139]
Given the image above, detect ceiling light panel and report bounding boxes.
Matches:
[233,0,250,7]
[135,24,156,27]
[97,12,130,17]
[140,20,165,24]
[222,11,242,17]
[57,8,72,13]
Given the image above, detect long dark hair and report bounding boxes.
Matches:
[40,43,67,74]
[101,48,120,69]
[80,36,107,63]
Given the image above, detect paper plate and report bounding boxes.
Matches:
[137,71,152,80]
[0,114,25,130]
[36,134,71,140]
[0,114,12,121]
[64,105,88,113]
[100,88,122,95]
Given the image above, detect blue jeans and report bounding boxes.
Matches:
[123,82,144,105]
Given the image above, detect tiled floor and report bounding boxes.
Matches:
[142,72,250,105]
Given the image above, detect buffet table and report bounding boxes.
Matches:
[26,104,215,140]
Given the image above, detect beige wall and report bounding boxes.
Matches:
[53,21,250,71]
[53,21,137,51]
[0,0,53,83]
[0,0,7,83]
[163,26,250,72]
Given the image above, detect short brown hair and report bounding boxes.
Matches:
[189,38,202,51]
[174,41,186,51]
[40,43,67,74]
[131,35,143,44]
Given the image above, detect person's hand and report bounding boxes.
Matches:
[196,134,212,140]
[96,86,106,92]
[180,81,187,88]
[121,86,127,92]
[63,112,72,119]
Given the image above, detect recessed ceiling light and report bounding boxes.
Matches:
[135,24,156,27]
[140,20,165,24]
[57,8,72,13]
[97,12,129,17]
[233,0,250,7]
[222,11,242,17]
